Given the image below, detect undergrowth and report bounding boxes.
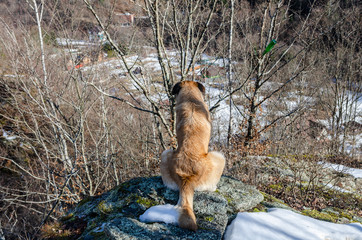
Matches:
[227,153,362,222]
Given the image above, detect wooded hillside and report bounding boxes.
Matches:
[0,0,360,239]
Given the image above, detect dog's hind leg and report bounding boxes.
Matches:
[160,149,179,190]
[195,151,225,192]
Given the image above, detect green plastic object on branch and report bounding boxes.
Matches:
[262,39,277,56]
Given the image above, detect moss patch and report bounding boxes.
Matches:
[302,209,337,222]
[215,190,233,205]
[136,196,158,208]
[339,211,353,221]
[250,204,267,212]
[97,200,113,214]
[204,216,214,222]
[260,192,288,206]
[268,184,283,191]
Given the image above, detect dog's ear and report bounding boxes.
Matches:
[197,82,205,94]
[172,82,182,96]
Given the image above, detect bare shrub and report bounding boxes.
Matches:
[0,8,160,237]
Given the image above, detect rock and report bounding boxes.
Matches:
[60,176,263,240]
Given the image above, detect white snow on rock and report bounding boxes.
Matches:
[139,204,179,225]
[139,206,362,240]
[224,208,362,240]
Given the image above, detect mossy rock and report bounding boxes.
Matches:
[216,176,264,213]
[321,207,362,224]
[136,196,159,208]
[58,176,263,240]
[250,204,267,212]
[97,200,114,214]
[260,192,287,206]
[302,209,338,222]
[204,216,215,222]
[259,192,297,212]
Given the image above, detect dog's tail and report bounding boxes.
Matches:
[178,178,197,231]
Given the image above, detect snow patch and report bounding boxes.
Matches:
[324,183,351,193]
[139,206,362,239]
[320,162,362,179]
[1,129,17,141]
[224,208,362,240]
[56,38,98,47]
[139,204,179,225]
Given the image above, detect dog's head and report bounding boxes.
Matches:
[172,81,205,96]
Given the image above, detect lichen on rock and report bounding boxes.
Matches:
[58,176,263,240]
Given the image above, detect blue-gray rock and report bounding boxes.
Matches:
[60,176,263,240]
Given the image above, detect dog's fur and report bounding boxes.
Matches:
[160,81,225,231]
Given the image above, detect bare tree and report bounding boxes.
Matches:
[0,1,160,237]
[82,0,227,148]
[316,1,361,156]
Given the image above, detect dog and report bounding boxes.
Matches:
[160,81,225,231]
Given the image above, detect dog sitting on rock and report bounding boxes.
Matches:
[160,81,225,231]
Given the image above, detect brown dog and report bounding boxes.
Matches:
[160,81,225,231]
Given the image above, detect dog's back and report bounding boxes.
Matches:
[161,81,225,231]
[173,81,211,155]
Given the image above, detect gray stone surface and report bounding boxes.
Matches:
[61,176,263,240]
